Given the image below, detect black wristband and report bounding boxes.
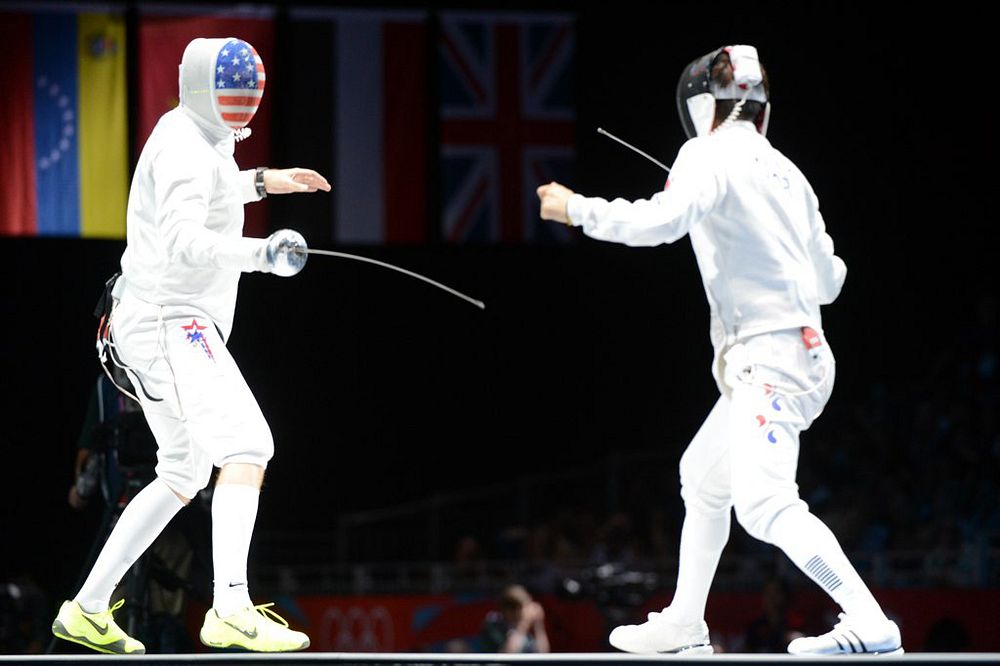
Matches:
[255,167,268,199]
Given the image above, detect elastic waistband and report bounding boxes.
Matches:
[730,322,820,345]
[114,277,158,308]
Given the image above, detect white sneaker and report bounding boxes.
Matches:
[609,610,712,654]
[788,613,903,655]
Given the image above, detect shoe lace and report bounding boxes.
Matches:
[101,598,126,621]
[253,602,290,628]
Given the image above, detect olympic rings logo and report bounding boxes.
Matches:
[319,606,395,652]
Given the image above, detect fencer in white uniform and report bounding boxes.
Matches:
[52,37,330,655]
[537,45,902,655]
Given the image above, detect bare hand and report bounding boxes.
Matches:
[74,448,91,478]
[263,168,332,194]
[536,181,574,224]
[524,601,545,624]
[68,485,88,511]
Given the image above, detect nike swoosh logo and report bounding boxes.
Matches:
[83,614,109,635]
[224,621,257,639]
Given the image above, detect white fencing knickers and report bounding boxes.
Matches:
[679,326,834,542]
[107,290,274,499]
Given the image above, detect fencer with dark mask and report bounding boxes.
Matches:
[538,45,901,656]
[52,37,330,655]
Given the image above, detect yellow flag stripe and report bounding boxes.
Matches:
[78,13,128,239]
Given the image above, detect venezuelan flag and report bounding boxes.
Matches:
[0,10,128,238]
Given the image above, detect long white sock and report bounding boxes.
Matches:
[667,508,731,624]
[768,506,887,622]
[75,478,185,613]
[211,483,260,618]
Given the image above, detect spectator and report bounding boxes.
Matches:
[480,584,550,653]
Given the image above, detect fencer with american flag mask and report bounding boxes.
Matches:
[52,37,329,655]
[187,36,266,138]
[537,45,902,656]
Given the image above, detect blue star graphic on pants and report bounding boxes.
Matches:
[181,319,215,360]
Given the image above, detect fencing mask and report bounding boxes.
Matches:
[676,45,769,139]
[179,37,265,138]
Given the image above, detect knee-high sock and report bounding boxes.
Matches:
[211,483,260,617]
[75,478,185,613]
[667,508,731,624]
[768,506,886,621]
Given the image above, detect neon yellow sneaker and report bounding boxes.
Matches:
[200,602,310,652]
[51,599,146,654]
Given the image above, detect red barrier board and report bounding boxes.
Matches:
[273,588,997,653]
[189,589,1000,652]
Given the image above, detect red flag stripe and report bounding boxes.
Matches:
[384,21,428,243]
[0,12,38,235]
[219,106,262,114]
[217,96,262,106]
[222,112,256,122]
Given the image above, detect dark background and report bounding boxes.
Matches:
[1,0,996,607]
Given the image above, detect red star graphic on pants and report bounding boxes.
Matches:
[181,319,207,333]
[181,318,214,360]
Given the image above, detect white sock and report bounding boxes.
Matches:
[667,508,731,625]
[211,483,260,618]
[768,506,887,622]
[75,478,185,613]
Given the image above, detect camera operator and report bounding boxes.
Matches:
[69,368,156,511]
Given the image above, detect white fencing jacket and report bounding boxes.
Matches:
[117,108,266,340]
[567,121,846,388]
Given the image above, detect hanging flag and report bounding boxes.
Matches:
[439,11,576,244]
[0,13,37,237]
[137,9,275,238]
[0,9,128,238]
[286,9,429,245]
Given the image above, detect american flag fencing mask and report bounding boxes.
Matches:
[179,37,265,133]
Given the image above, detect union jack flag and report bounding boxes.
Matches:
[214,38,265,130]
[439,12,575,244]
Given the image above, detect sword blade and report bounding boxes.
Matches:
[295,248,485,310]
[597,127,671,173]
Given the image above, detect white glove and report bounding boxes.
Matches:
[264,229,308,277]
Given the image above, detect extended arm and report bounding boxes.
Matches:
[537,140,721,246]
[155,150,330,273]
[263,168,331,194]
[154,150,268,272]
[237,167,332,203]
